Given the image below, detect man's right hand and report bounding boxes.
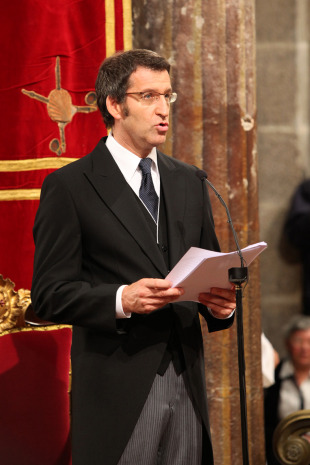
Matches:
[122,278,184,315]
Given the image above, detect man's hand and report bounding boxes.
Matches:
[122,278,184,315]
[198,287,236,319]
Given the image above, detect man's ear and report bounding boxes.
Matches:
[106,96,122,121]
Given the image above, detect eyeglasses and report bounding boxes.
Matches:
[125,91,177,104]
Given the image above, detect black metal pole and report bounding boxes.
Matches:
[200,171,251,464]
[229,267,249,465]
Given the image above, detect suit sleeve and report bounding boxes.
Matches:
[31,172,119,333]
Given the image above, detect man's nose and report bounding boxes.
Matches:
[155,95,169,115]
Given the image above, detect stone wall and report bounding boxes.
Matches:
[256,0,310,356]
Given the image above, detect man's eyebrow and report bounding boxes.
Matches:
[139,88,173,93]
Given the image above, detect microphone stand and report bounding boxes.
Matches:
[229,268,249,465]
[206,177,250,465]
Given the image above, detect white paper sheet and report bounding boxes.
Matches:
[166,242,267,302]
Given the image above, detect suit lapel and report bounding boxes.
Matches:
[157,152,188,269]
[83,139,168,277]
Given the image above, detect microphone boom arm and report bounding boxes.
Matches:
[205,178,245,268]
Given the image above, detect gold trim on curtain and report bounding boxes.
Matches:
[123,0,132,50]
[0,158,78,172]
[0,189,41,201]
[105,0,115,58]
[1,0,133,201]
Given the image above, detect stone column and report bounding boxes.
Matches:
[132,1,264,464]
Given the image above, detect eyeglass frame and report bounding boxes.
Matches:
[125,91,177,104]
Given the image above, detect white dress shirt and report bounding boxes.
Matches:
[278,359,310,420]
[105,134,234,320]
[105,134,160,318]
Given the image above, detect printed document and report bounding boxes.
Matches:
[166,242,267,302]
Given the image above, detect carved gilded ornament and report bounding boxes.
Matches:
[21,56,97,156]
[0,275,72,396]
[273,409,310,465]
[0,275,31,332]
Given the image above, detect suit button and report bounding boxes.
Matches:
[161,245,168,253]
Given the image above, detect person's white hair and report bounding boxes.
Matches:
[283,315,310,339]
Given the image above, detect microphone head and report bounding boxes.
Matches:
[195,169,208,181]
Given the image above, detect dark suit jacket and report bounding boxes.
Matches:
[31,137,234,465]
[264,360,298,465]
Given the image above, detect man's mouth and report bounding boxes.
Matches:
[156,122,169,132]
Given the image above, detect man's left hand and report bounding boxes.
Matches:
[198,287,236,319]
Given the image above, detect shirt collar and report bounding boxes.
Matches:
[279,358,310,380]
[106,133,158,184]
[279,359,295,380]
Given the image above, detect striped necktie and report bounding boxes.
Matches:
[139,158,158,222]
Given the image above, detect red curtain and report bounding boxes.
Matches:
[0,0,131,290]
[0,328,72,465]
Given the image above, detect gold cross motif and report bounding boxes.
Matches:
[22,57,98,156]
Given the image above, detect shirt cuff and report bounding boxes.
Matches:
[207,307,235,319]
[116,285,131,319]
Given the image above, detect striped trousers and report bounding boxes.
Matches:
[117,362,202,465]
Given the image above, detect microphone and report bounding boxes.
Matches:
[196,169,246,271]
[197,172,250,464]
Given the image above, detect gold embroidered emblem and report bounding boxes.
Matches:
[22,57,97,155]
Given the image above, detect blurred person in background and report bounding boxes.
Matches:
[285,180,310,315]
[264,315,310,464]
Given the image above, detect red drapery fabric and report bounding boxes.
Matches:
[0,0,132,290]
[0,327,72,465]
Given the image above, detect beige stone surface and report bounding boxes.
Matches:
[257,132,301,203]
[256,48,296,126]
[256,0,296,42]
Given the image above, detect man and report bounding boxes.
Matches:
[264,316,310,465]
[284,180,310,315]
[31,49,236,465]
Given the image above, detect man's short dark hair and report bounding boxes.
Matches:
[95,49,171,129]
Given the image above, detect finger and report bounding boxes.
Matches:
[137,278,171,292]
[145,278,173,290]
[198,293,236,310]
[209,287,236,300]
[151,286,184,298]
